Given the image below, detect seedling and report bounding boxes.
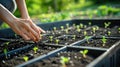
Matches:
[76,25,80,29]
[101,36,107,46]
[66,23,69,29]
[83,31,87,36]
[80,23,83,28]
[49,36,53,42]
[77,29,81,33]
[80,49,88,58]
[95,26,99,30]
[85,36,90,44]
[92,27,96,33]
[40,34,43,39]
[33,46,38,53]
[65,29,68,34]
[61,26,64,31]
[5,42,9,45]
[55,39,60,44]
[53,27,57,31]
[60,56,70,67]
[15,34,18,38]
[107,31,111,36]
[3,48,8,59]
[88,22,92,26]
[72,35,76,40]
[104,22,111,28]
[23,56,29,62]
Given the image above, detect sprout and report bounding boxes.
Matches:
[85,36,90,44]
[88,22,92,26]
[23,56,29,62]
[33,46,38,53]
[53,27,57,31]
[104,22,111,28]
[83,31,87,36]
[80,49,88,58]
[72,35,76,40]
[55,39,60,45]
[107,31,111,36]
[60,56,70,67]
[49,36,53,42]
[92,27,96,33]
[65,29,68,34]
[95,26,99,30]
[15,34,18,38]
[101,36,107,46]
[66,23,69,29]
[76,25,80,29]
[77,29,81,32]
[40,34,43,39]
[61,26,64,31]
[80,23,83,28]
[5,42,9,45]
[3,48,8,59]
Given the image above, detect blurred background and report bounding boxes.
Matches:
[0,0,120,29]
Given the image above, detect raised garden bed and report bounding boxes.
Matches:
[0,19,119,67]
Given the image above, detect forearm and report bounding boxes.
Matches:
[0,4,16,25]
[15,0,30,19]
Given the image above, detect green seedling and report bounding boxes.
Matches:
[101,36,107,46]
[33,46,38,53]
[3,48,8,59]
[60,56,70,67]
[55,39,59,45]
[5,42,9,45]
[80,23,83,28]
[66,23,69,29]
[80,49,88,58]
[65,29,68,34]
[23,56,29,62]
[72,35,76,40]
[88,22,92,26]
[77,28,81,33]
[107,31,111,36]
[40,34,43,39]
[104,22,111,28]
[95,26,99,30]
[61,26,64,31]
[53,27,57,31]
[49,36,53,42]
[85,36,90,44]
[76,25,80,29]
[83,31,87,36]
[92,27,96,33]
[15,34,18,38]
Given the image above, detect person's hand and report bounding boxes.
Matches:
[9,18,45,42]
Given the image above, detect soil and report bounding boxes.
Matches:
[0,43,60,67]
[80,39,119,48]
[26,50,94,67]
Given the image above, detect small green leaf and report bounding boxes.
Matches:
[60,56,70,64]
[23,56,29,62]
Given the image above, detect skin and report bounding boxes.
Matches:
[0,0,45,42]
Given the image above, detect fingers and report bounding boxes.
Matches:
[12,18,45,42]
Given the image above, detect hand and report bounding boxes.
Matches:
[9,18,45,42]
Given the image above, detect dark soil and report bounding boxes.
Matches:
[26,51,94,67]
[0,43,60,67]
[80,39,119,48]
